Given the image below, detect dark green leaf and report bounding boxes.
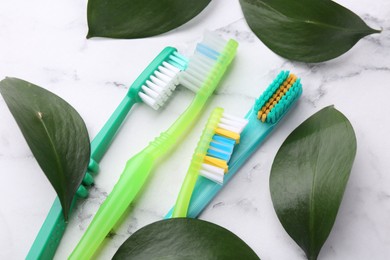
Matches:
[239,0,380,62]
[113,218,260,259]
[0,78,90,220]
[270,106,357,260]
[87,0,211,39]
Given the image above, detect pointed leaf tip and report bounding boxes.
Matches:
[239,0,380,62]
[270,106,356,259]
[0,78,90,220]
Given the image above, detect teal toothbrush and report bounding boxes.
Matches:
[167,71,303,218]
[26,47,188,260]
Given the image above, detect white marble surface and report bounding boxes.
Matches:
[1,0,390,259]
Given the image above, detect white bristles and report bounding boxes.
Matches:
[180,71,204,89]
[222,113,249,124]
[204,31,226,52]
[184,67,204,83]
[178,77,199,93]
[139,56,183,110]
[155,71,172,84]
[179,32,228,93]
[199,111,248,185]
[158,65,176,78]
[150,75,167,88]
[138,93,159,110]
[141,86,159,102]
[162,61,180,73]
[146,80,169,101]
[195,52,215,66]
[140,32,229,108]
[218,122,241,133]
[200,164,224,185]
[220,114,248,133]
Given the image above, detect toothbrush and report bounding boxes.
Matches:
[69,32,238,260]
[166,71,303,219]
[173,107,248,217]
[26,47,187,260]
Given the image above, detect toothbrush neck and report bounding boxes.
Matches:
[146,93,209,159]
[128,85,143,103]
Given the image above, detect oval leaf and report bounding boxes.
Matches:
[270,106,357,260]
[239,0,380,62]
[87,0,211,39]
[113,218,260,259]
[0,77,90,220]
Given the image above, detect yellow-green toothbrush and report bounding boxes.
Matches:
[173,107,248,217]
[69,32,238,259]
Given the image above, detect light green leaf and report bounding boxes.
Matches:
[87,0,211,39]
[113,218,260,259]
[0,77,90,220]
[270,106,357,260]
[239,0,380,62]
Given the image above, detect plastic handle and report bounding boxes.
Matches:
[172,169,199,218]
[172,108,224,218]
[69,151,155,260]
[26,197,66,260]
[70,94,209,259]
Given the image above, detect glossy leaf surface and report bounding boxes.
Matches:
[239,0,380,62]
[113,218,260,259]
[87,0,211,39]
[270,106,357,260]
[0,78,90,220]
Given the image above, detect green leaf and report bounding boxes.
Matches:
[87,0,211,39]
[0,78,90,220]
[239,0,380,62]
[270,106,357,260]
[113,218,260,259]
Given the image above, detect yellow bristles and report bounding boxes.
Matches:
[215,128,240,143]
[204,156,228,173]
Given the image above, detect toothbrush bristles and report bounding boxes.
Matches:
[199,112,248,184]
[256,71,302,124]
[139,52,186,110]
[179,33,228,93]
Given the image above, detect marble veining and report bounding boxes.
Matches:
[1,0,390,259]
[216,19,257,43]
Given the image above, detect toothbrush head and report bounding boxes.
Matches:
[255,71,302,124]
[130,47,188,110]
[190,108,248,184]
[179,32,238,96]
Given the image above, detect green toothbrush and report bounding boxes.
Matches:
[26,47,188,260]
[69,32,238,260]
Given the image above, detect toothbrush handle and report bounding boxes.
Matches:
[26,95,138,260]
[69,151,155,260]
[71,95,210,259]
[172,169,199,218]
[26,197,66,260]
